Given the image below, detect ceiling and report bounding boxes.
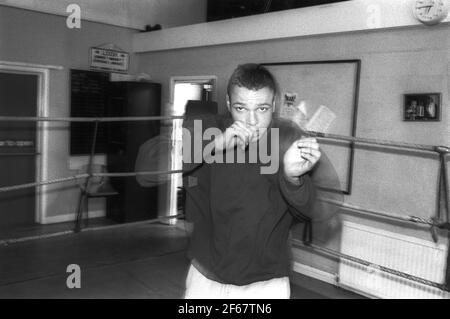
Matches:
[0,0,207,29]
[0,0,354,30]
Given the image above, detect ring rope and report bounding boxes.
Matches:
[0,174,89,193]
[1,171,448,231]
[0,116,184,122]
[0,213,185,246]
[319,197,442,228]
[2,168,446,232]
[94,170,183,178]
[0,116,448,154]
[0,170,184,193]
[293,240,448,291]
[307,130,448,154]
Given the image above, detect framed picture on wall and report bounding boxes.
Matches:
[261,60,361,195]
[404,93,441,121]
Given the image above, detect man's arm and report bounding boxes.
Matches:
[279,172,316,221]
[279,147,342,223]
[135,115,219,187]
[135,130,173,187]
[282,150,343,245]
[275,119,320,221]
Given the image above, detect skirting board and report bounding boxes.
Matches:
[41,210,105,224]
[336,282,379,299]
[292,261,337,286]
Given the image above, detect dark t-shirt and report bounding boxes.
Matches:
[135,113,338,286]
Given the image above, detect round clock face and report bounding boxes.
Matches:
[413,0,450,25]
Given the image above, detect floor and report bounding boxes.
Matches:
[0,217,118,242]
[0,221,364,299]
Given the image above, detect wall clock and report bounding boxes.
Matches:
[413,0,450,25]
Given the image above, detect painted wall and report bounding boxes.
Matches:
[0,5,140,223]
[0,0,207,29]
[1,3,449,278]
[0,3,207,224]
[136,24,450,274]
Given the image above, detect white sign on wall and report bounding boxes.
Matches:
[90,47,129,73]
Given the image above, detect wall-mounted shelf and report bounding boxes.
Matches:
[133,0,444,53]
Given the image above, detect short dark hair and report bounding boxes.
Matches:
[227,63,277,97]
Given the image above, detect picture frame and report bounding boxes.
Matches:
[403,93,441,122]
[261,60,361,195]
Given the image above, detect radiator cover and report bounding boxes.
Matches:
[339,221,449,299]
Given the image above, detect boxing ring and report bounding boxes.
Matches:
[0,115,449,293]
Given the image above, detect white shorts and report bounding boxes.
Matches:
[184,264,290,299]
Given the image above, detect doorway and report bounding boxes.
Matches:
[167,76,217,224]
[0,72,38,229]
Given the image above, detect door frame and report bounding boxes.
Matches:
[0,61,62,224]
[166,75,218,224]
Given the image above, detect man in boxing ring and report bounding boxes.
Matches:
[135,63,342,298]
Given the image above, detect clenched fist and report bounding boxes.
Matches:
[283,137,321,185]
[214,121,258,152]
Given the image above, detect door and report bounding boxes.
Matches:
[168,78,217,222]
[0,72,38,229]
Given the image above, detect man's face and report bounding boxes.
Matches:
[227,86,275,139]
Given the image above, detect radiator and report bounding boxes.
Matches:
[338,221,450,299]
